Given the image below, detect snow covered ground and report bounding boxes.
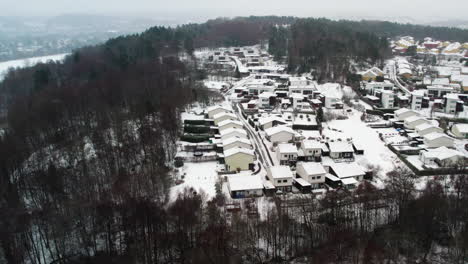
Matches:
[170,162,220,202]
[0,53,69,81]
[326,110,404,186]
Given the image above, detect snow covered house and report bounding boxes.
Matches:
[394,108,419,121]
[415,123,443,137]
[300,140,322,161]
[328,142,354,161]
[276,143,298,166]
[213,112,238,125]
[404,116,429,129]
[227,174,264,198]
[224,147,255,172]
[419,147,466,168]
[423,132,454,148]
[361,67,384,81]
[267,166,294,192]
[326,163,365,189]
[207,105,231,119]
[222,137,252,151]
[220,128,248,140]
[265,126,295,143]
[258,116,287,130]
[218,119,243,131]
[296,162,326,189]
[451,123,468,139]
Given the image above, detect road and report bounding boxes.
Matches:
[388,62,411,95]
[232,103,274,167]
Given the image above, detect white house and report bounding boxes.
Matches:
[328,142,354,160]
[289,76,311,86]
[404,116,429,129]
[444,93,461,114]
[258,116,286,130]
[218,119,243,131]
[423,132,454,148]
[276,143,298,166]
[381,90,395,108]
[329,163,365,183]
[257,92,277,109]
[411,90,425,111]
[300,140,322,161]
[394,108,419,121]
[419,147,466,168]
[227,174,264,198]
[296,162,326,189]
[365,81,394,96]
[220,128,248,140]
[222,137,252,151]
[213,112,238,125]
[224,147,255,172]
[267,166,294,192]
[265,126,295,143]
[207,105,231,119]
[415,123,443,137]
[451,123,468,139]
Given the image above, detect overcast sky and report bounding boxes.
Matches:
[1,0,467,22]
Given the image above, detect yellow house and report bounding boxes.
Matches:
[361,67,384,81]
[224,147,255,171]
[463,43,468,49]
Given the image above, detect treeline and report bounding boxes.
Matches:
[272,18,391,81]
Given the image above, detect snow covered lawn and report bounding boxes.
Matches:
[170,162,220,202]
[0,53,69,80]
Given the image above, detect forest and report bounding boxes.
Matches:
[0,16,467,263]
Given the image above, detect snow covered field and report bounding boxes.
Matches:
[0,53,69,81]
[170,162,220,202]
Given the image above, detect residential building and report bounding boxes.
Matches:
[451,123,468,139]
[267,166,294,192]
[423,132,454,148]
[365,81,394,96]
[265,126,295,143]
[207,105,231,119]
[419,147,466,168]
[328,142,354,160]
[227,174,264,198]
[411,90,425,110]
[326,163,365,189]
[220,128,248,140]
[381,90,395,108]
[218,119,243,131]
[213,112,238,125]
[257,92,277,109]
[404,116,429,129]
[427,85,453,98]
[222,137,252,151]
[300,140,322,161]
[224,147,255,172]
[258,116,286,130]
[444,94,463,114]
[296,162,326,189]
[394,108,420,121]
[415,123,443,137]
[276,143,298,166]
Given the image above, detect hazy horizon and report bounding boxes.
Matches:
[1,0,467,24]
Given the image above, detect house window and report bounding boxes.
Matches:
[283,180,288,183]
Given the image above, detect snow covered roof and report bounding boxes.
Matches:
[277,143,298,154]
[222,136,251,146]
[328,142,354,153]
[415,123,439,132]
[268,165,294,179]
[433,78,450,86]
[224,147,255,158]
[404,116,427,124]
[228,174,264,191]
[302,139,322,149]
[258,116,286,126]
[444,93,460,100]
[220,128,248,137]
[213,112,237,120]
[259,92,277,98]
[218,119,243,127]
[294,178,311,186]
[207,105,231,113]
[298,162,326,176]
[341,177,359,185]
[293,116,317,126]
[394,108,416,116]
[265,125,295,136]
[423,132,452,142]
[453,123,468,133]
[330,163,365,179]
